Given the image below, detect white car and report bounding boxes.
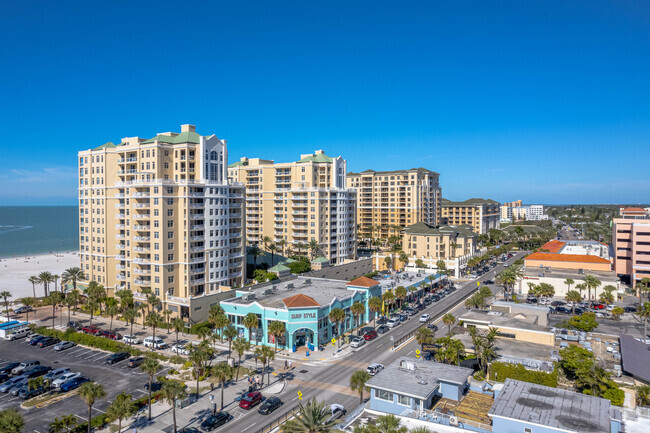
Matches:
[419,314,430,323]
[122,335,141,345]
[366,363,384,376]
[52,372,81,389]
[170,344,190,355]
[143,336,167,350]
[350,337,366,348]
[327,404,347,423]
[387,318,401,328]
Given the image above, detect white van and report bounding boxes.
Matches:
[5,328,30,340]
[143,336,166,350]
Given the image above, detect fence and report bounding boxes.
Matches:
[258,404,300,433]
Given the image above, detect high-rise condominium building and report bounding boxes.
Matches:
[78,124,245,322]
[227,150,356,265]
[346,168,442,239]
[441,198,500,234]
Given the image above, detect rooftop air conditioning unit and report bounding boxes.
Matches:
[450,416,459,426]
[263,288,273,295]
[578,269,584,274]
[285,283,294,289]
[538,273,544,278]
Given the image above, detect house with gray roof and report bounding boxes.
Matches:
[489,379,622,433]
[367,357,473,416]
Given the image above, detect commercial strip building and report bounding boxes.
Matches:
[219,276,381,350]
[519,240,618,299]
[77,125,246,322]
[500,203,548,223]
[228,150,356,265]
[346,168,442,239]
[372,222,481,277]
[612,207,650,287]
[441,198,500,234]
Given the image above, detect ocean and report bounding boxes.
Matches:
[0,206,79,258]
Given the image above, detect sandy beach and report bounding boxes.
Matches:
[0,252,80,299]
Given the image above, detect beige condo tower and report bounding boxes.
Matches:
[78,124,245,322]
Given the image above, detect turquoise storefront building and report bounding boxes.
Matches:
[221,276,382,351]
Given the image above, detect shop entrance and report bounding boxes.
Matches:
[293,328,315,348]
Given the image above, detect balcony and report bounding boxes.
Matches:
[117,157,137,163]
[134,225,150,231]
[133,213,150,220]
[133,192,149,198]
[133,291,147,300]
[189,192,203,197]
[115,203,126,209]
[116,213,126,219]
[115,234,126,240]
[115,224,126,229]
[190,213,204,220]
[190,267,205,274]
[190,246,204,253]
[134,246,150,253]
[191,278,206,285]
[132,258,150,264]
[116,274,126,281]
[134,236,150,242]
[190,235,203,241]
[116,264,126,270]
[115,254,126,260]
[167,295,189,305]
[134,279,151,286]
[115,193,126,198]
[133,203,150,209]
[115,243,125,250]
[190,225,204,231]
[134,268,151,275]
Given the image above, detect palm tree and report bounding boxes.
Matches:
[442,313,455,336]
[140,357,160,420]
[599,291,615,308]
[398,251,409,270]
[48,291,64,329]
[0,291,12,320]
[213,313,230,344]
[565,290,582,315]
[375,414,408,433]
[188,346,209,397]
[77,382,106,433]
[211,362,234,410]
[161,381,187,433]
[105,298,119,332]
[38,271,53,297]
[52,274,60,293]
[575,283,586,301]
[368,297,382,329]
[145,311,163,349]
[308,239,320,259]
[163,309,172,334]
[0,408,25,433]
[281,399,338,433]
[233,337,250,381]
[248,245,262,267]
[49,416,67,433]
[61,267,85,296]
[277,239,287,257]
[564,278,574,294]
[243,313,259,344]
[223,325,238,359]
[415,327,434,346]
[584,274,602,302]
[350,302,365,335]
[434,336,465,365]
[63,292,76,323]
[262,345,275,386]
[268,243,278,267]
[28,276,39,299]
[382,291,395,316]
[328,308,345,348]
[261,235,272,252]
[268,321,286,353]
[122,305,140,341]
[394,286,407,310]
[106,392,137,433]
[21,297,36,324]
[636,302,650,339]
[350,370,371,404]
[172,317,185,352]
[254,346,268,387]
[60,414,77,432]
[383,256,392,272]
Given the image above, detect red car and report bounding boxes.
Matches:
[82,325,101,335]
[239,392,263,409]
[363,330,378,341]
[100,330,122,340]
[591,303,605,310]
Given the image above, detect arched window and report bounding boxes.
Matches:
[210,151,218,161]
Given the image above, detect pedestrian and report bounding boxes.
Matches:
[210,382,214,392]
[289,360,293,370]
[284,359,288,370]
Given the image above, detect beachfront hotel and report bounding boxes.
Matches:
[227,151,357,264]
[77,124,245,321]
[346,168,442,240]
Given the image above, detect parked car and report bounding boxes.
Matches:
[106,352,130,365]
[363,330,378,341]
[0,363,21,375]
[19,384,46,399]
[81,325,101,335]
[144,381,163,392]
[239,391,263,409]
[350,337,366,348]
[427,323,439,332]
[60,377,89,392]
[171,344,190,355]
[24,365,51,378]
[44,367,71,382]
[555,306,572,314]
[27,335,47,346]
[66,321,83,330]
[386,318,400,329]
[38,337,60,348]
[419,314,430,323]
[179,428,200,433]
[591,303,605,310]
[397,314,408,322]
[13,306,33,314]
[326,404,347,423]
[366,363,384,376]
[376,325,390,334]
[258,396,282,415]
[200,411,230,431]
[482,280,495,285]
[404,308,417,317]
[551,301,566,307]
[6,328,31,340]
[128,357,145,368]
[624,306,637,313]
[52,372,81,389]
[0,376,27,393]
[54,341,76,351]
[11,360,40,375]
[430,294,440,302]
[122,334,141,345]
[143,336,167,350]
[526,298,538,305]
[422,297,432,305]
[100,330,122,340]
[0,373,10,384]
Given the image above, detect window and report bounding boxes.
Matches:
[397,395,411,406]
[524,429,532,433]
[375,390,393,401]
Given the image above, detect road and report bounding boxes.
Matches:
[217,252,525,433]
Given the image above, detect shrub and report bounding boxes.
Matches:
[490,362,558,388]
[364,271,379,279]
[183,361,193,369]
[602,388,625,406]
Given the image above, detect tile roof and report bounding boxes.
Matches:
[621,207,646,212]
[489,379,611,433]
[311,256,329,263]
[93,142,117,150]
[298,152,334,163]
[442,198,499,205]
[526,252,611,264]
[541,240,566,253]
[282,293,320,308]
[347,276,380,288]
[347,167,439,176]
[142,131,202,144]
[268,264,290,272]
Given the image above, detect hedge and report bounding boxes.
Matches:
[490,362,558,388]
[32,327,183,365]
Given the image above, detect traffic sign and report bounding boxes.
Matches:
[297,391,303,401]
[415,349,421,358]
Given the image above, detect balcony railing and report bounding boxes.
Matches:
[190,225,204,230]
[115,234,126,239]
[134,279,151,286]
[116,274,126,280]
[134,236,150,242]
[134,268,151,275]
[115,224,125,229]
[134,246,150,253]
[134,225,150,230]
[116,265,126,270]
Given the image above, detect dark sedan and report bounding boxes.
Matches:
[128,357,145,368]
[37,337,60,348]
[0,363,21,375]
[258,396,282,415]
[106,352,130,365]
[24,365,52,378]
[427,323,439,332]
[28,335,47,346]
[200,411,230,431]
[376,325,389,334]
[60,377,89,392]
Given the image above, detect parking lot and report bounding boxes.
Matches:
[0,338,170,433]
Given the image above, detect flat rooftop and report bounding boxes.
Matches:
[619,334,650,383]
[224,276,358,309]
[460,309,547,332]
[489,378,612,433]
[523,266,617,281]
[366,357,473,400]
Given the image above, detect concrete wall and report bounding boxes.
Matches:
[491,416,569,433]
[518,274,618,300]
[303,258,373,280]
[439,381,464,401]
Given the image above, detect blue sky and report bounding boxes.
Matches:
[1,1,649,205]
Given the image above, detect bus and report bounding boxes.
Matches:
[0,322,30,339]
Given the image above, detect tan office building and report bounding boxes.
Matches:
[403,222,477,260]
[441,198,500,234]
[78,124,246,322]
[228,150,356,265]
[346,168,442,239]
